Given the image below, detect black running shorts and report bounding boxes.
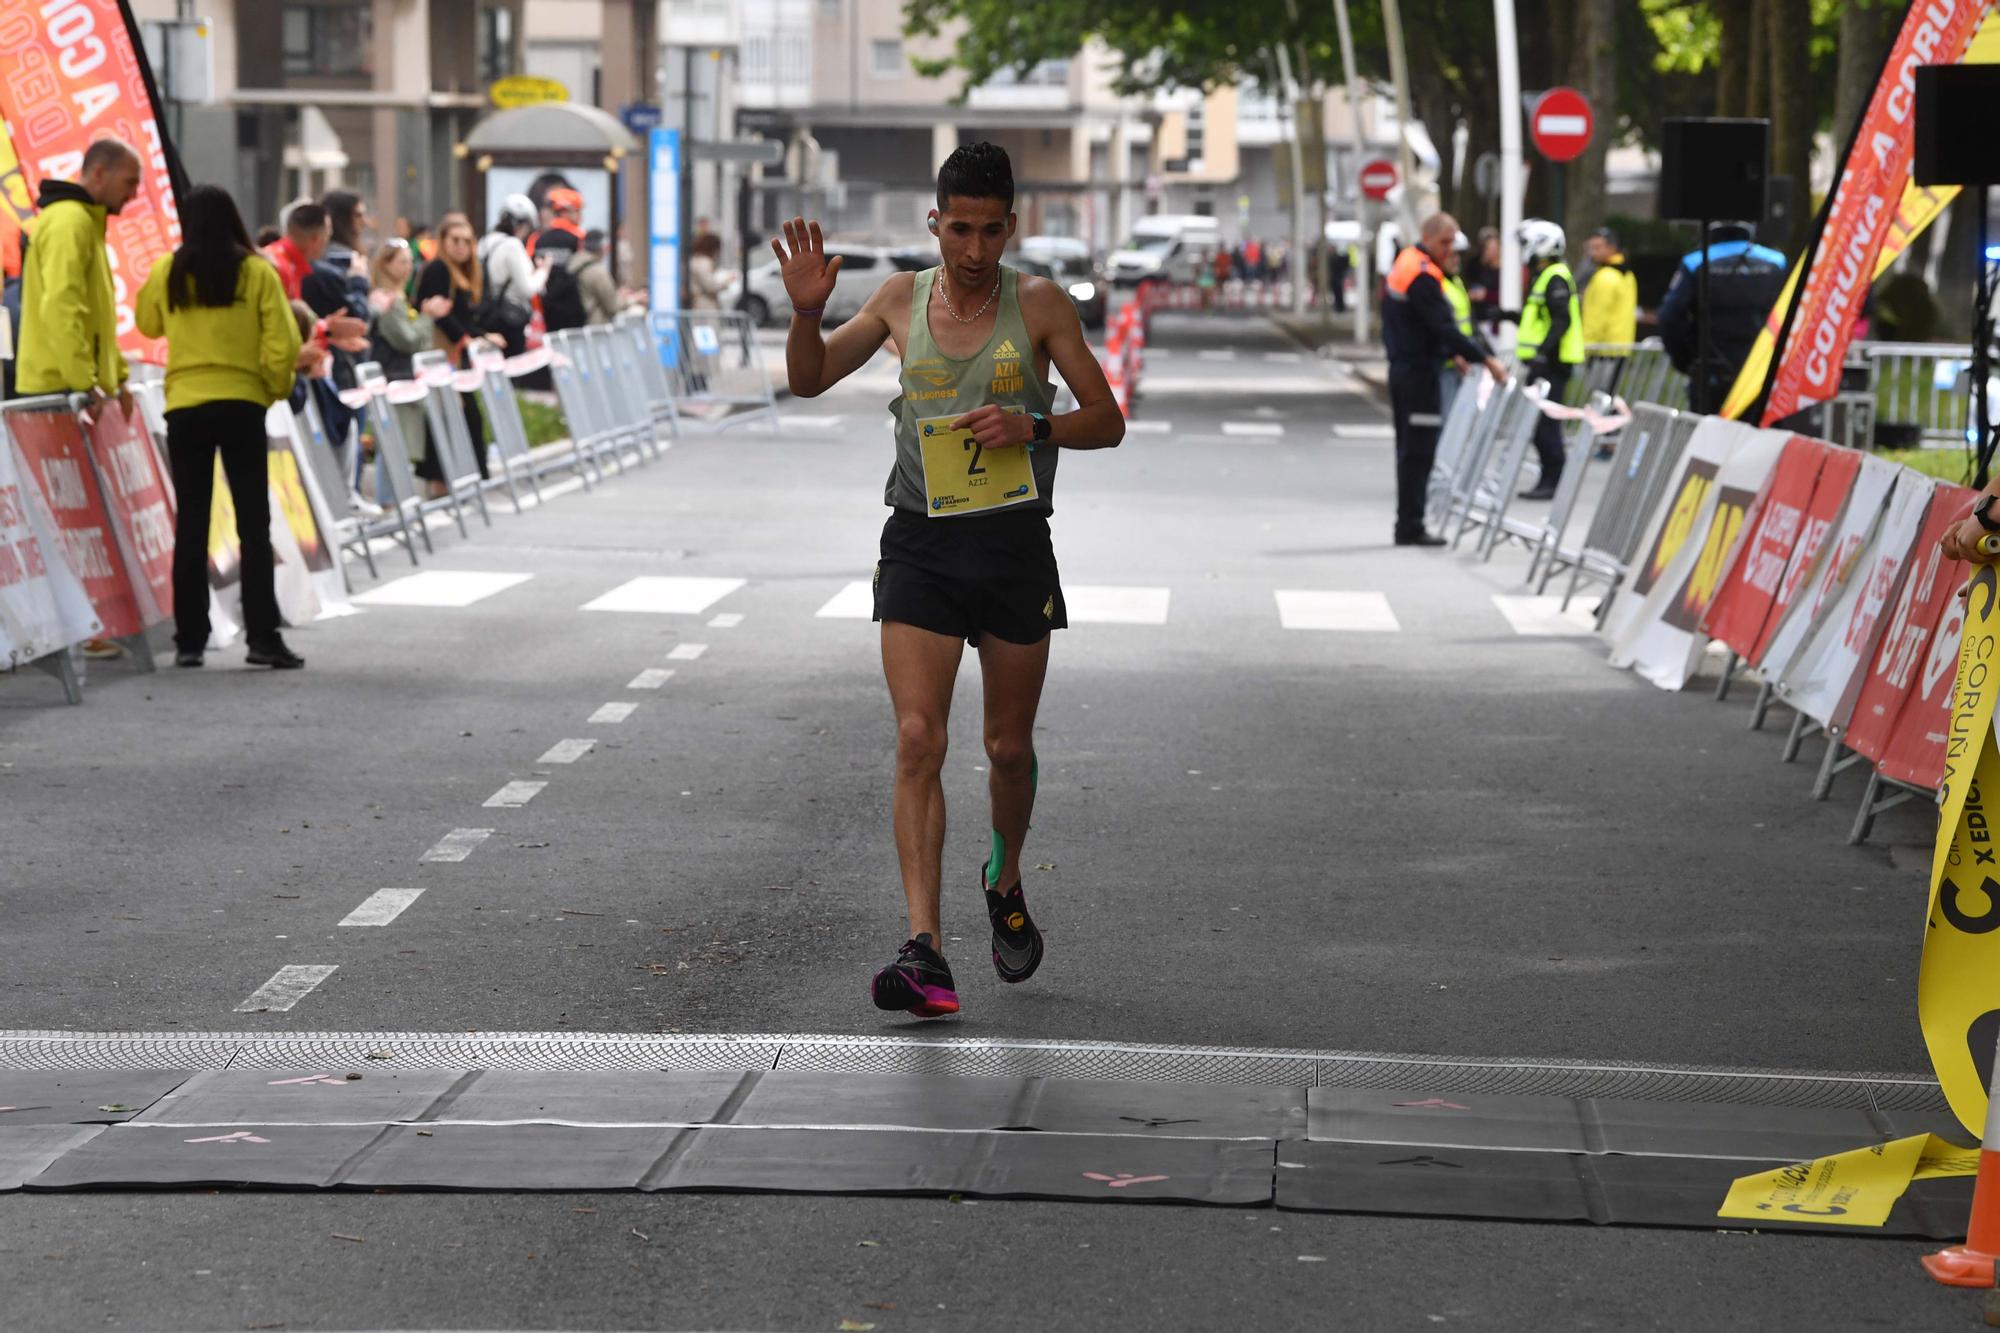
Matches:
[873,508,1068,645]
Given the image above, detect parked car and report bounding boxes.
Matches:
[1109,214,1222,286]
[724,243,907,326]
[1010,253,1105,331]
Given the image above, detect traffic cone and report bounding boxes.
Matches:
[1924,1050,2000,1287]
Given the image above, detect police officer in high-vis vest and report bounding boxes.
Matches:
[1515,218,1584,501]
[1382,212,1507,546]
[1438,233,1486,417]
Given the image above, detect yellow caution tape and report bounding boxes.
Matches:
[1718,1134,1978,1229]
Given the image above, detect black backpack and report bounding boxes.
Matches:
[542,258,589,332]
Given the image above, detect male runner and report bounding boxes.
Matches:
[773,142,1124,1016]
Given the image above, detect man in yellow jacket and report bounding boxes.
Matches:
[1581,227,1638,353]
[18,139,143,415]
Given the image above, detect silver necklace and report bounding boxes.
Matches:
[935,273,1000,324]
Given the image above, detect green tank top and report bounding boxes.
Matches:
[888,265,1056,516]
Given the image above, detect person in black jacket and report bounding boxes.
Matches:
[1382,212,1507,546]
[1658,222,1787,412]
[413,213,499,489]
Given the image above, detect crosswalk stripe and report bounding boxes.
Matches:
[1275,590,1401,632]
[1123,421,1173,435]
[817,580,875,619]
[1222,422,1285,438]
[1491,594,1598,636]
[1197,349,1237,361]
[1066,585,1171,625]
[352,570,533,607]
[1331,422,1396,440]
[582,576,745,614]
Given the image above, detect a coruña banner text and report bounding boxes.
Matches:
[0,0,181,362]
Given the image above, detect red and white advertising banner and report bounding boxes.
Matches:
[1756,452,1900,681]
[1758,0,1988,425]
[6,402,143,638]
[1602,417,1746,649]
[1775,472,1937,727]
[0,418,97,664]
[1608,419,1786,690]
[81,396,171,623]
[1749,445,1864,667]
[1845,483,1977,769]
[266,401,354,620]
[1701,434,1829,661]
[0,0,180,362]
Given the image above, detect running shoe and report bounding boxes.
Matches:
[985,872,1044,984]
[871,933,959,1017]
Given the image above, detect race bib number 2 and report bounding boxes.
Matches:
[917,411,1037,517]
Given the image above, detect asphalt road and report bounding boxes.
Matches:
[0,308,1974,1331]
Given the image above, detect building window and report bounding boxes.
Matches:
[871,39,903,76]
[281,2,372,78]
[744,34,770,83]
[478,4,516,85]
[781,34,809,84]
[1185,101,1206,174]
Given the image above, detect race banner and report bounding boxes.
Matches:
[5,401,141,638]
[1757,453,1899,684]
[1845,484,1975,768]
[1701,435,1828,659]
[1746,2,1993,425]
[1922,558,2000,1137]
[1750,447,1864,667]
[0,417,97,664]
[1718,1133,1979,1230]
[1602,417,1747,650]
[1775,473,1935,728]
[1609,419,1785,690]
[81,395,170,623]
[266,401,354,620]
[0,0,184,362]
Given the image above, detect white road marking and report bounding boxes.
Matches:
[1275,590,1402,632]
[234,965,338,1013]
[537,738,596,764]
[1123,421,1172,434]
[422,828,494,862]
[582,576,746,614]
[816,580,875,619]
[1065,585,1171,625]
[1266,352,1304,364]
[708,613,745,628]
[1222,422,1285,438]
[1331,422,1397,440]
[1197,349,1237,361]
[350,570,533,607]
[1491,594,1599,637]
[339,888,425,928]
[627,667,677,689]
[667,643,708,661]
[589,702,638,723]
[777,414,846,431]
[483,780,548,808]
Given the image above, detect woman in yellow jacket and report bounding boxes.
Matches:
[136,185,304,669]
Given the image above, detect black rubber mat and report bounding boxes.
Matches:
[346,1124,692,1190]
[0,1126,104,1189]
[131,1070,468,1125]
[0,1070,193,1124]
[651,1128,1276,1205]
[732,1071,1305,1139]
[25,1124,384,1190]
[426,1070,748,1125]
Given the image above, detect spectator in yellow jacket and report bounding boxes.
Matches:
[135,185,305,671]
[1582,227,1638,354]
[18,139,142,410]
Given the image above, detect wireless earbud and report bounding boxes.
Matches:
[927,214,940,235]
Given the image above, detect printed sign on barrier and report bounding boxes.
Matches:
[266,401,354,621]
[1757,453,1899,683]
[0,427,100,666]
[1701,435,1826,660]
[1748,445,1863,668]
[1843,484,1975,769]
[1775,474,1936,729]
[6,405,143,639]
[82,399,174,625]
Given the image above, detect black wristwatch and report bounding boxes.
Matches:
[1976,494,2000,533]
[1028,411,1052,444]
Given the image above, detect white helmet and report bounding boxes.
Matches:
[499,193,538,230]
[1519,218,1566,262]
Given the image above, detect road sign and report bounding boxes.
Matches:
[1530,87,1593,163]
[621,104,663,134]
[488,75,567,109]
[690,139,785,167]
[1359,159,1398,201]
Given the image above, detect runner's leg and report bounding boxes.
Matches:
[882,620,965,941]
[977,632,1051,892]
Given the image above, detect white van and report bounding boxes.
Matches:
[1109,214,1223,286]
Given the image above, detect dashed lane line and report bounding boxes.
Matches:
[483,780,548,809]
[537,738,597,764]
[1123,421,1172,434]
[708,613,745,628]
[421,828,495,862]
[667,643,709,661]
[589,702,638,723]
[338,888,426,928]
[1331,422,1396,440]
[627,667,677,689]
[234,965,338,1013]
[1221,422,1285,438]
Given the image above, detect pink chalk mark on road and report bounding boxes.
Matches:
[268,1075,347,1086]
[1083,1172,1172,1188]
[1392,1098,1469,1110]
[184,1131,271,1144]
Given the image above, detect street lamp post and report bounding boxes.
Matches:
[1331,0,1369,344]
[1494,0,1524,356]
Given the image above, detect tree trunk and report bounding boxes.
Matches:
[1935,190,1980,340]
[1562,0,1617,256]
[1744,0,1771,120]
[1716,0,1753,117]
[1834,1,1899,150]
[1766,0,1813,251]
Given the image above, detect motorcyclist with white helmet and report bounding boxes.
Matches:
[1515,218,1583,501]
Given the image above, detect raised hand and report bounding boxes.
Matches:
[770,216,843,313]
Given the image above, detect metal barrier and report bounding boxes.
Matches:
[1559,403,1692,622]
[1511,392,1619,580]
[1448,380,1545,552]
[412,351,492,533]
[582,325,665,462]
[1433,379,1519,539]
[613,311,680,441]
[1423,375,1487,532]
[1863,341,1972,449]
[467,342,547,511]
[649,309,778,430]
[547,329,639,477]
[353,361,448,555]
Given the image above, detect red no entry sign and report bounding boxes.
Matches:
[1359,158,1398,201]
[1530,87,1593,162]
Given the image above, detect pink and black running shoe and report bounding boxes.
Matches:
[871,933,959,1017]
